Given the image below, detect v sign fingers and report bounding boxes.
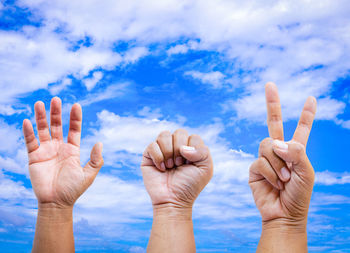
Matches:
[292,96,317,147]
[265,82,284,141]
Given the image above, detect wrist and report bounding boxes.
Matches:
[37,203,73,223]
[262,217,307,234]
[153,203,193,222]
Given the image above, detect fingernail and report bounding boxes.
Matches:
[281,167,291,181]
[182,145,195,151]
[160,162,166,171]
[167,158,174,168]
[277,180,283,190]
[175,156,183,166]
[273,140,288,150]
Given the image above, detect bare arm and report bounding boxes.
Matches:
[148,205,195,253]
[249,83,317,252]
[141,130,213,253]
[23,98,104,253]
[32,204,74,253]
[257,219,307,253]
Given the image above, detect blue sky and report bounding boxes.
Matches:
[0,0,350,252]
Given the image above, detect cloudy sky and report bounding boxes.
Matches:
[1,0,350,252]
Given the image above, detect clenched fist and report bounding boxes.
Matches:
[141,129,213,208]
[142,129,213,253]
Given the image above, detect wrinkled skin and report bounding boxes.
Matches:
[249,82,317,224]
[141,129,213,208]
[23,97,104,208]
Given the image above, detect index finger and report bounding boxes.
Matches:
[292,96,317,147]
[265,82,284,140]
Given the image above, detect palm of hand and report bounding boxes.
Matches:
[29,140,86,207]
[251,162,310,221]
[24,99,103,208]
[141,162,206,207]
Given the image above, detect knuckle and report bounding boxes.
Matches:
[174,128,188,135]
[146,142,158,153]
[255,157,266,170]
[190,134,200,139]
[157,131,172,141]
[293,142,305,155]
[259,137,272,153]
[269,115,282,123]
[201,145,210,159]
[249,158,261,172]
[189,134,203,144]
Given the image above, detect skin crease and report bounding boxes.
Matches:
[23,97,104,253]
[141,129,213,253]
[249,82,317,253]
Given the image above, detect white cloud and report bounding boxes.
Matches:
[1,0,349,247]
[315,171,350,185]
[49,78,72,95]
[75,174,151,223]
[0,120,29,175]
[0,173,34,201]
[167,44,189,55]
[0,156,24,175]
[79,82,130,106]
[123,47,149,64]
[0,104,31,116]
[83,71,103,91]
[185,71,226,89]
[0,28,147,107]
[0,0,348,126]
[0,120,22,154]
[338,119,350,129]
[167,40,199,56]
[79,110,257,225]
[0,28,121,104]
[129,246,146,253]
[137,106,162,119]
[315,97,346,120]
[311,192,350,206]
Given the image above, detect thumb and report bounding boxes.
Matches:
[272,140,314,181]
[180,145,213,170]
[84,142,104,185]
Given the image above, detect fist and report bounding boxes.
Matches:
[141,129,213,208]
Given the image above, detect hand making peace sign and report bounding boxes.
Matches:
[249,82,317,227]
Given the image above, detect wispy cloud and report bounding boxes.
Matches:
[79,82,130,106]
[184,71,226,89]
[315,171,350,185]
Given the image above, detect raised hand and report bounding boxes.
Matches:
[23,97,104,208]
[249,82,317,252]
[141,129,213,253]
[141,129,213,208]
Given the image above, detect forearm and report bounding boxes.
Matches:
[147,204,195,253]
[257,218,308,253]
[32,203,75,253]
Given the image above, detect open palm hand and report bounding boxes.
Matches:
[23,98,104,208]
